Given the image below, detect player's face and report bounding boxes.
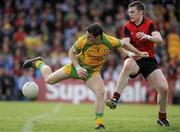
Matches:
[86,32,101,44]
[128,7,142,22]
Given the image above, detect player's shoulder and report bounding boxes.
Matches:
[144,17,154,24]
[103,33,110,38]
[103,33,117,40]
[124,21,131,27]
[78,34,86,41]
[77,34,87,44]
[102,33,120,49]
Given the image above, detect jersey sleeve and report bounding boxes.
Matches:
[149,22,158,34]
[107,35,122,48]
[73,35,86,53]
[73,40,81,53]
[122,25,131,38]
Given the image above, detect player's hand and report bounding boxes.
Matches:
[128,52,136,58]
[129,52,142,60]
[132,52,149,60]
[139,52,149,58]
[133,56,142,60]
[136,32,151,40]
[75,66,88,79]
[127,52,140,60]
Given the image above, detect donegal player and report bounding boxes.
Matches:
[23,23,148,129]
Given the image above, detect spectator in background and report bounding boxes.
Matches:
[13,26,27,43]
[0,64,15,100]
[0,37,13,73]
[167,32,180,62]
[173,64,180,104]
[64,8,78,51]
[24,30,43,57]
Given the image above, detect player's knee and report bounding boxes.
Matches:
[95,88,105,98]
[122,63,133,74]
[158,85,168,96]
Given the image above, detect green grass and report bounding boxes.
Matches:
[0,102,179,132]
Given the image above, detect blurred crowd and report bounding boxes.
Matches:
[0,0,180,102]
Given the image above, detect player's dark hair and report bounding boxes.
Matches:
[86,23,103,37]
[128,1,145,13]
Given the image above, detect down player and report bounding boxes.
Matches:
[106,1,170,127]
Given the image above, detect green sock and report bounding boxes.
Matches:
[95,112,104,126]
[35,60,45,70]
[38,63,45,70]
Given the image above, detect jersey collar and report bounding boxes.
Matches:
[131,16,145,27]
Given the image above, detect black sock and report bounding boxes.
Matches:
[159,112,166,119]
[112,92,120,101]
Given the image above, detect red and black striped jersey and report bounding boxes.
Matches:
[122,17,158,58]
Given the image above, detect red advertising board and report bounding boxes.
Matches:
[35,78,173,104]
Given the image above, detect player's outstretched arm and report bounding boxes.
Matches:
[117,48,137,58]
[121,39,149,58]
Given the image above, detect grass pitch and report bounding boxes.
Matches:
[0,101,179,132]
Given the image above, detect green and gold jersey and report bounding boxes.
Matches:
[73,33,122,70]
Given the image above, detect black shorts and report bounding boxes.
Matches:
[130,57,159,79]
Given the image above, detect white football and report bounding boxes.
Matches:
[22,82,39,99]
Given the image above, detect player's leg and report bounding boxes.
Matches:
[85,73,105,129]
[115,58,139,93]
[147,69,170,126]
[23,57,70,84]
[106,58,139,109]
[40,65,70,84]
